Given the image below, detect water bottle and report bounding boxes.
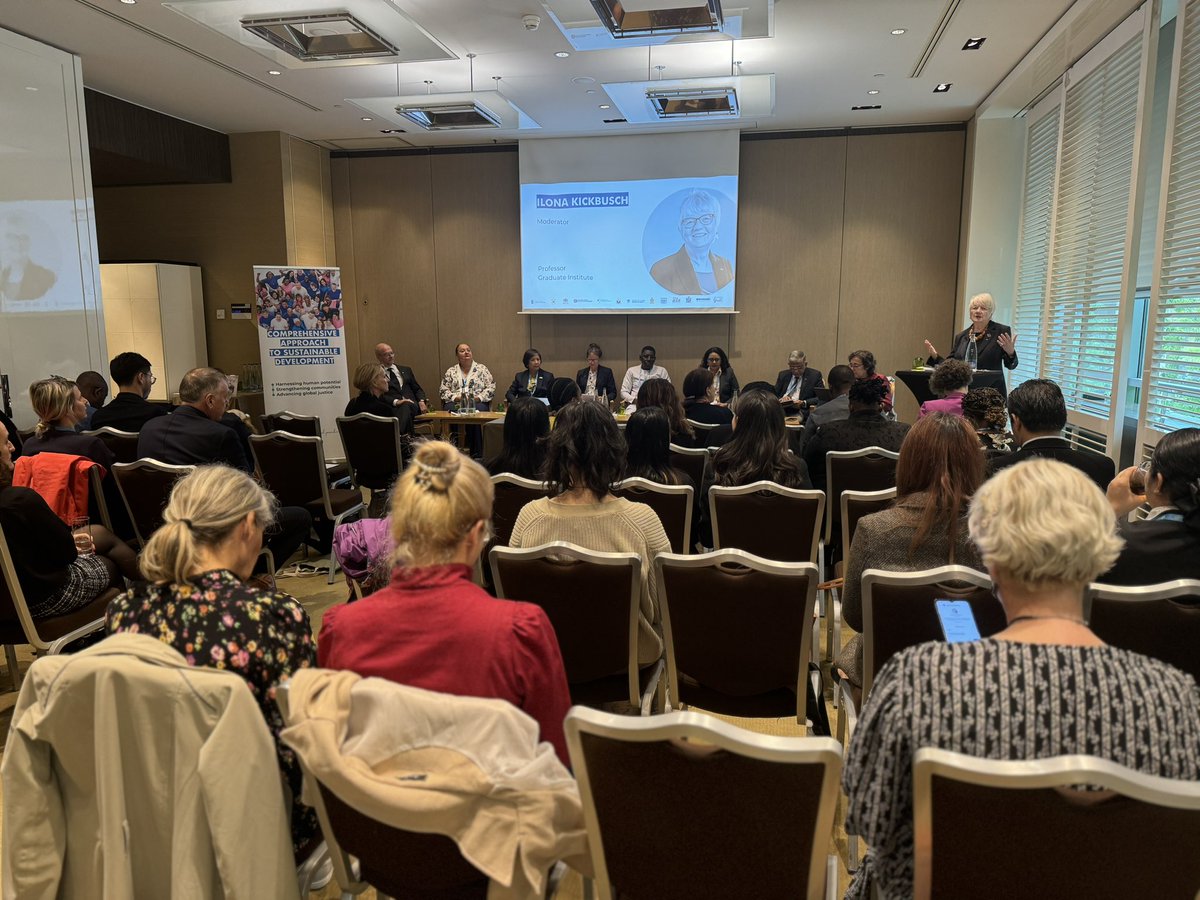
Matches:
[966,335,979,371]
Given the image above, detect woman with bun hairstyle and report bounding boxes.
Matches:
[106,464,319,857]
[318,440,572,764]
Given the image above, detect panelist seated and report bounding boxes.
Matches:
[504,348,554,404]
[345,363,416,435]
[924,291,1018,374]
[773,350,825,411]
[620,345,670,407]
[439,342,495,412]
[699,347,739,406]
[575,342,618,402]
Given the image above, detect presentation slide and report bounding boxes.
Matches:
[1,200,83,315]
[519,132,740,314]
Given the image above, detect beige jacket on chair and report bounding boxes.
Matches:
[280,668,590,900]
[1,633,299,900]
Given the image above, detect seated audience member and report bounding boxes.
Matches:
[318,441,572,764]
[803,378,910,491]
[843,458,1200,900]
[548,376,580,413]
[575,342,619,401]
[848,349,893,415]
[919,358,972,418]
[699,346,739,405]
[681,368,734,428]
[636,378,696,448]
[74,370,108,431]
[504,348,555,404]
[0,419,138,617]
[22,377,114,469]
[774,350,825,412]
[90,352,168,433]
[345,362,412,424]
[0,409,19,457]
[486,396,550,479]
[510,401,671,667]
[1102,427,1200,584]
[835,413,985,695]
[704,381,776,448]
[620,345,670,407]
[624,406,691,487]
[105,465,319,858]
[989,378,1116,490]
[961,386,1014,457]
[797,364,853,451]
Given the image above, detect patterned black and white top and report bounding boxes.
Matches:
[843,639,1200,900]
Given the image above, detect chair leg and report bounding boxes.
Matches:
[5,644,20,692]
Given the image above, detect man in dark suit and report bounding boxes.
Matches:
[773,350,825,413]
[374,342,425,434]
[804,378,910,492]
[91,352,169,433]
[988,378,1116,491]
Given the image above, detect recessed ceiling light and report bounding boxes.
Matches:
[933,83,952,93]
[599,104,611,109]
[868,90,880,95]
[572,76,596,85]
[267,69,282,76]
[852,104,882,111]
[962,37,986,50]
[554,51,570,58]
[361,116,373,121]
[586,89,597,95]
[891,28,906,35]
[379,128,405,134]
[874,73,886,78]
[24,86,38,91]
[119,0,136,5]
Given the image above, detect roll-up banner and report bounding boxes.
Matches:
[253,266,347,455]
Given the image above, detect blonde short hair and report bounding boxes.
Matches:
[391,441,493,567]
[353,363,384,393]
[969,292,996,314]
[968,459,1122,589]
[29,377,76,435]
[139,465,278,585]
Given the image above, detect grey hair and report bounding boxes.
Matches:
[788,350,807,364]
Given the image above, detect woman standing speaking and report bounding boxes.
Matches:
[924,292,1018,375]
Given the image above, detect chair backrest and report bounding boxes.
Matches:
[249,432,329,515]
[111,459,196,547]
[82,427,140,465]
[684,419,716,438]
[655,550,819,723]
[565,707,842,900]
[862,566,1004,700]
[490,542,642,706]
[267,411,321,437]
[1085,580,1200,683]
[88,466,113,532]
[612,477,694,555]
[912,748,1200,900]
[840,487,898,556]
[709,481,824,563]
[489,474,552,547]
[824,447,900,542]
[336,413,403,490]
[669,444,707,491]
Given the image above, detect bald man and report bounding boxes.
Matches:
[374,342,426,423]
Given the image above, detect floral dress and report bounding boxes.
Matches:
[106,569,319,857]
[439,362,496,406]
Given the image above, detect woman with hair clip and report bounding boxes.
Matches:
[834,413,985,697]
[1102,426,1200,584]
[624,406,691,486]
[636,377,696,447]
[105,464,319,858]
[319,440,571,764]
[486,396,550,479]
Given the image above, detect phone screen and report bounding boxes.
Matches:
[935,599,982,643]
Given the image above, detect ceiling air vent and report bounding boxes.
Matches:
[590,0,723,38]
[647,87,738,119]
[394,102,503,130]
[241,12,398,62]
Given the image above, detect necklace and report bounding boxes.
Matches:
[1007,614,1086,627]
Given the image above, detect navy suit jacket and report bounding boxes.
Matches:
[505,369,555,403]
[90,392,169,433]
[381,365,426,406]
[773,368,825,407]
[138,405,251,472]
[575,365,619,400]
[987,436,1115,492]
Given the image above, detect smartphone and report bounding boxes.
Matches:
[935,599,982,643]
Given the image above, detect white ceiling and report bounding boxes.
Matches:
[0,0,1118,150]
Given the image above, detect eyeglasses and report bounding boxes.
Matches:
[706,357,721,364]
[849,362,865,370]
[682,214,716,229]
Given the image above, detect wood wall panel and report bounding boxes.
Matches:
[330,157,364,363]
[528,314,629,389]
[283,136,335,267]
[838,130,966,422]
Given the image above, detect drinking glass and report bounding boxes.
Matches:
[70,516,94,556]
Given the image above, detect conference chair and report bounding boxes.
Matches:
[912,748,1200,900]
[0,521,115,689]
[249,432,364,583]
[336,412,403,517]
[82,426,139,464]
[654,550,820,728]
[612,477,693,555]
[490,542,659,713]
[684,419,718,444]
[490,473,552,548]
[112,458,196,547]
[825,487,897,665]
[565,706,842,900]
[1084,579,1200,683]
[263,410,320,437]
[708,481,824,563]
[669,444,708,493]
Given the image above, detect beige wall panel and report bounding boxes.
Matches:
[93,131,288,376]
[622,315,729,391]
[330,157,363,364]
[284,136,335,267]
[430,151,526,395]
[838,130,966,423]
[528,315,628,387]
[734,136,847,386]
[341,155,442,390]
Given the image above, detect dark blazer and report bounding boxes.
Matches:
[710,369,740,405]
[774,368,825,408]
[90,392,169,433]
[345,391,414,434]
[575,365,618,401]
[22,428,115,471]
[505,369,555,403]
[928,321,1018,373]
[682,401,733,427]
[650,246,735,295]
[138,405,251,473]
[987,436,1115,492]
[381,365,426,407]
[1101,516,1200,585]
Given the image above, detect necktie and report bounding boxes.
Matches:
[787,375,799,399]
[388,366,402,392]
